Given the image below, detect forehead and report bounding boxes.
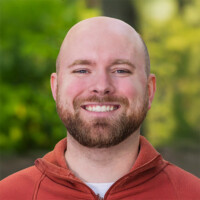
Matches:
[58,19,145,70]
[69,31,133,57]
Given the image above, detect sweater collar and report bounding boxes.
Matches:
[35,136,167,192]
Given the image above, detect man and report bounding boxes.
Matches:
[0,17,199,200]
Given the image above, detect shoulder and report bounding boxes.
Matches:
[0,166,43,200]
[163,162,200,199]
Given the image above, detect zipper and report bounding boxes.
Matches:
[62,178,105,200]
[103,174,129,200]
[96,194,104,200]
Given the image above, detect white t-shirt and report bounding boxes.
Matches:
[85,182,114,198]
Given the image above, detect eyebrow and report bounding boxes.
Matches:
[68,59,94,68]
[67,59,136,69]
[110,59,136,69]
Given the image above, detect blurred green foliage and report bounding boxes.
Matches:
[0,0,200,152]
[137,0,200,147]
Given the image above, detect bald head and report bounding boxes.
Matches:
[56,17,150,76]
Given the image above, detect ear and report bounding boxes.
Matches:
[50,73,57,101]
[147,74,156,110]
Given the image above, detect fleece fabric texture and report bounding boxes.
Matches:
[0,136,200,200]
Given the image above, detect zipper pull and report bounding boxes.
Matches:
[96,194,104,200]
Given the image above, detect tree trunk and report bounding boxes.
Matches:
[101,0,140,30]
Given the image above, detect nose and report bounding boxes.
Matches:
[89,71,115,95]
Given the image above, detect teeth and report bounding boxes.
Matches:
[88,106,92,111]
[85,105,117,112]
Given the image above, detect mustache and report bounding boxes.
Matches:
[73,95,129,108]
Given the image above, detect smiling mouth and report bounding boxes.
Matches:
[82,104,120,112]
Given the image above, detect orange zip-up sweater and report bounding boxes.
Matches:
[0,136,200,200]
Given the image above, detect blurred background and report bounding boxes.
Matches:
[0,0,200,179]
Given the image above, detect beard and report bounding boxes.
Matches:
[56,90,149,148]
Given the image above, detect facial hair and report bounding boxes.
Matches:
[56,91,149,148]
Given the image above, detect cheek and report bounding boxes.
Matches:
[65,82,84,98]
[116,79,141,100]
[58,76,87,106]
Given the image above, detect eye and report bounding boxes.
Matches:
[72,69,90,74]
[114,69,132,74]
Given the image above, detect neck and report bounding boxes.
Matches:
[65,131,140,183]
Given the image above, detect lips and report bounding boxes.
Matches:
[82,104,120,112]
